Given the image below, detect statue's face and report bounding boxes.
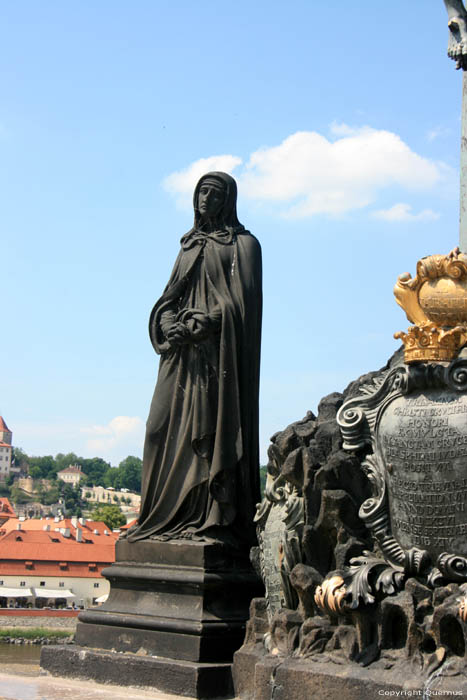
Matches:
[198,181,225,218]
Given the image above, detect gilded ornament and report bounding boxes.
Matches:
[394,251,467,362]
[314,575,347,615]
[459,596,467,622]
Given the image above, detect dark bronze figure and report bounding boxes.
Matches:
[127,172,262,548]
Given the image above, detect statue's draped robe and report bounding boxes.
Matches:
[127,228,262,546]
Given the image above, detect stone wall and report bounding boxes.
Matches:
[0,615,77,629]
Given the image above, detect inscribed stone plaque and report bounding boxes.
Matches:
[260,502,287,618]
[378,389,467,560]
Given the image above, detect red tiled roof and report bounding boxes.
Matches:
[57,466,85,475]
[0,518,119,542]
[0,499,15,518]
[76,519,115,535]
[0,531,115,564]
[0,442,11,448]
[0,514,117,585]
[0,417,10,432]
[120,519,136,531]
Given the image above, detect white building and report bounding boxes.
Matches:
[0,515,118,608]
[0,417,18,481]
[81,484,141,510]
[57,465,86,487]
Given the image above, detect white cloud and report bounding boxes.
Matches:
[241,128,443,217]
[13,416,145,466]
[81,416,144,454]
[329,121,356,137]
[427,125,451,142]
[372,203,440,222]
[163,155,242,208]
[164,124,450,219]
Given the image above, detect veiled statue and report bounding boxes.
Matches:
[126,172,262,549]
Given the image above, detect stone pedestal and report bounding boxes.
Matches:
[40,539,263,698]
[232,643,467,700]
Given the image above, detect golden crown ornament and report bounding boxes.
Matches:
[394,250,467,363]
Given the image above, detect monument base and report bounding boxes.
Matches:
[232,643,467,699]
[40,539,262,698]
[40,645,233,699]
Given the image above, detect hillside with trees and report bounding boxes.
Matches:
[13,449,142,492]
[2,450,143,519]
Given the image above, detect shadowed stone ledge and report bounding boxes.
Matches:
[41,645,234,699]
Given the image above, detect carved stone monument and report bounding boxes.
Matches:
[233,252,467,699]
[320,252,467,600]
[41,172,263,698]
[254,451,304,621]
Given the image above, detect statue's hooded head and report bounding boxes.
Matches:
[192,172,244,234]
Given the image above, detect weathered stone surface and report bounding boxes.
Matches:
[268,609,302,655]
[74,540,261,663]
[297,616,334,657]
[258,501,288,617]
[44,535,261,699]
[41,645,234,699]
[379,590,414,653]
[232,644,277,700]
[243,598,268,646]
[261,363,386,593]
[236,348,467,695]
[432,586,467,658]
[404,577,432,605]
[0,615,77,629]
[289,563,322,619]
[232,649,467,699]
[325,624,359,660]
[379,389,467,560]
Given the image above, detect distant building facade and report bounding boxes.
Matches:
[0,516,118,607]
[57,465,86,487]
[0,417,19,482]
[81,485,140,510]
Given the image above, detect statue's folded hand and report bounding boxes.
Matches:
[188,314,213,342]
[177,308,216,343]
[166,322,192,346]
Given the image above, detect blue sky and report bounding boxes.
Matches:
[1,1,463,465]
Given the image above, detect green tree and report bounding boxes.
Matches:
[102,456,142,492]
[80,457,111,486]
[39,486,59,506]
[29,466,42,480]
[0,483,11,497]
[58,482,83,516]
[54,453,80,471]
[12,447,28,470]
[27,455,57,480]
[91,504,126,530]
[118,456,142,492]
[104,467,120,489]
[10,486,33,505]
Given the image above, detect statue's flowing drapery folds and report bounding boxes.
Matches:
[127,172,262,547]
